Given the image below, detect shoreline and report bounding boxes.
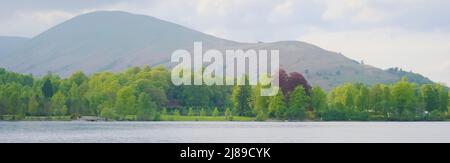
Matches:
[0,116,448,122]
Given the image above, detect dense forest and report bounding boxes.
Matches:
[0,66,449,121]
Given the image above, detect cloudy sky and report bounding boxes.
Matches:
[0,0,449,85]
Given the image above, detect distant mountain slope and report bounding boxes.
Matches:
[2,11,239,76]
[386,67,433,84]
[0,11,434,90]
[0,36,28,58]
[225,41,402,90]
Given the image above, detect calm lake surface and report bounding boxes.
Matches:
[0,121,449,143]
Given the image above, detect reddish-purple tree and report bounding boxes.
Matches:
[288,72,311,94]
[278,69,311,96]
[279,69,289,95]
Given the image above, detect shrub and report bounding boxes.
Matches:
[212,107,220,117]
[200,108,207,116]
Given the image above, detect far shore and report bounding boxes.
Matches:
[0,115,255,122]
[0,115,448,122]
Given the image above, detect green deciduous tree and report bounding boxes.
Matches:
[115,86,136,119]
[253,84,269,118]
[421,84,439,112]
[392,78,417,120]
[436,84,449,113]
[269,92,287,119]
[369,84,384,114]
[287,86,309,120]
[51,91,67,116]
[28,95,40,116]
[100,107,118,120]
[355,84,369,112]
[67,83,82,116]
[69,71,88,86]
[311,86,327,115]
[136,93,157,121]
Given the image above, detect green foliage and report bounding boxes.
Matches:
[136,93,157,121]
[212,107,220,117]
[69,71,88,86]
[0,66,173,120]
[253,84,269,117]
[391,78,417,119]
[67,83,83,116]
[100,107,118,120]
[0,68,34,86]
[232,83,253,117]
[153,112,161,121]
[321,111,345,121]
[386,68,433,84]
[448,91,450,113]
[225,107,233,121]
[42,78,54,98]
[421,84,440,112]
[436,84,449,112]
[255,110,268,121]
[322,78,449,121]
[115,86,136,119]
[51,91,67,116]
[269,92,287,120]
[169,83,231,109]
[161,108,168,116]
[187,107,195,116]
[355,84,369,111]
[287,86,309,120]
[311,86,327,114]
[161,115,253,121]
[369,84,384,114]
[426,110,446,121]
[27,95,40,116]
[200,108,207,117]
[0,67,449,122]
[173,109,181,117]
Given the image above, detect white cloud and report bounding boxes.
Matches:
[273,0,295,16]
[28,11,74,25]
[194,0,239,16]
[322,0,387,23]
[0,10,76,37]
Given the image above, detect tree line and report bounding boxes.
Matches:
[0,67,448,121]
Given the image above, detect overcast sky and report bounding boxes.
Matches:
[0,0,449,85]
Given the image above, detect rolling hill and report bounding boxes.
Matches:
[0,36,29,58]
[0,11,433,90]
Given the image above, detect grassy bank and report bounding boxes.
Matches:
[0,115,255,122]
[0,115,73,121]
[161,115,255,121]
[1,115,447,122]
